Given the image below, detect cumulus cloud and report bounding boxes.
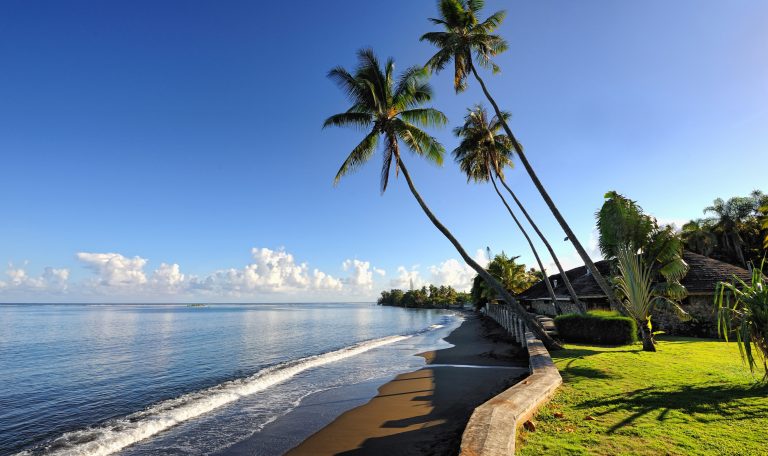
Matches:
[0,263,69,292]
[151,263,185,289]
[341,259,384,290]
[428,258,476,291]
[389,250,489,292]
[189,248,343,296]
[1,247,382,301]
[77,252,148,286]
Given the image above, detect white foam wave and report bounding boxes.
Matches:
[34,334,410,456]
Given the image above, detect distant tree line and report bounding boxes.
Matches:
[377,285,471,308]
[681,190,767,269]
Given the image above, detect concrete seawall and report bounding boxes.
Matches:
[459,306,562,455]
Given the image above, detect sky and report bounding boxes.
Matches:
[0,0,766,302]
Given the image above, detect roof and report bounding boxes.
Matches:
[517,251,755,300]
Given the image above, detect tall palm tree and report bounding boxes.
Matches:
[453,105,586,313]
[704,196,757,267]
[324,48,559,349]
[681,219,717,257]
[421,0,622,309]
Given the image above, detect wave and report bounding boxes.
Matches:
[26,334,412,456]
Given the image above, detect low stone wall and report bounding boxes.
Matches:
[460,308,562,455]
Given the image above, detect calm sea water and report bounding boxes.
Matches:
[0,303,459,456]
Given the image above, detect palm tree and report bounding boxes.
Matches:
[704,196,758,267]
[471,252,540,308]
[615,245,691,352]
[324,48,559,349]
[421,0,622,309]
[453,105,586,313]
[715,259,768,380]
[681,219,717,257]
[597,191,690,303]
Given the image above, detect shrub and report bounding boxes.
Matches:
[555,311,638,346]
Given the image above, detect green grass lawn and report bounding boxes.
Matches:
[517,337,768,456]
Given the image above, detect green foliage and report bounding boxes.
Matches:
[685,190,768,267]
[324,48,447,192]
[681,219,717,257]
[469,252,539,308]
[518,338,768,455]
[715,259,768,380]
[421,0,508,92]
[597,191,689,302]
[377,285,469,308]
[761,204,768,249]
[554,311,638,345]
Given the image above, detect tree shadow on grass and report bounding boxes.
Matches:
[578,383,768,433]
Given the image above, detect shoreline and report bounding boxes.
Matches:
[283,312,528,456]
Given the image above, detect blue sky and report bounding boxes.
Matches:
[1,0,766,302]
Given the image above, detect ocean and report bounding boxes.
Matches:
[0,303,460,456]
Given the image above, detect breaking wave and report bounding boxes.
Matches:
[27,334,411,456]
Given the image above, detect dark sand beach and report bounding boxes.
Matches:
[285,313,528,456]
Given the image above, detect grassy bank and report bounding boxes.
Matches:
[518,337,768,456]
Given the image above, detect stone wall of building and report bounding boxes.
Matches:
[654,294,719,338]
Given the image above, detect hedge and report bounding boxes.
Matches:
[554,311,638,346]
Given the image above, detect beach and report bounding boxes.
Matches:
[283,313,529,456]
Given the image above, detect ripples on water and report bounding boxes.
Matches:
[0,303,458,455]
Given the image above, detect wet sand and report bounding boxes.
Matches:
[285,313,528,456]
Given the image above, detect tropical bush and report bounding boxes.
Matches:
[715,259,768,380]
[555,311,638,345]
[470,252,540,309]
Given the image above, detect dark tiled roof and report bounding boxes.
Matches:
[517,251,755,300]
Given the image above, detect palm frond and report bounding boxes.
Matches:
[333,130,379,185]
[399,108,448,128]
[394,120,444,165]
[323,112,373,130]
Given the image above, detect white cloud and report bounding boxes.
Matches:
[77,252,148,287]
[428,258,476,292]
[341,259,384,290]
[0,263,69,292]
[191,248,343,296]
[390,250,488,292]
[390,266,424,290]
[151,263,185,289]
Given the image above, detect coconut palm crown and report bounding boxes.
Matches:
[420,0,508,92]
[324,48,447,192]
[452,105,513,181]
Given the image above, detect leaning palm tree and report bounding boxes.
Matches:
[324,48,559,349]
[421,0,621,309]
[454,105,586,313]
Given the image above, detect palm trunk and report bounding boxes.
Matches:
[498,176,587,314]
[469,64,621,310]
[395,154,561,350]
[638,324,656,352]
[489,173,560,311]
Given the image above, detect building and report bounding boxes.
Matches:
[517,251,755,337]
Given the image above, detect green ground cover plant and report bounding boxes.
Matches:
[518,337,768,456]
